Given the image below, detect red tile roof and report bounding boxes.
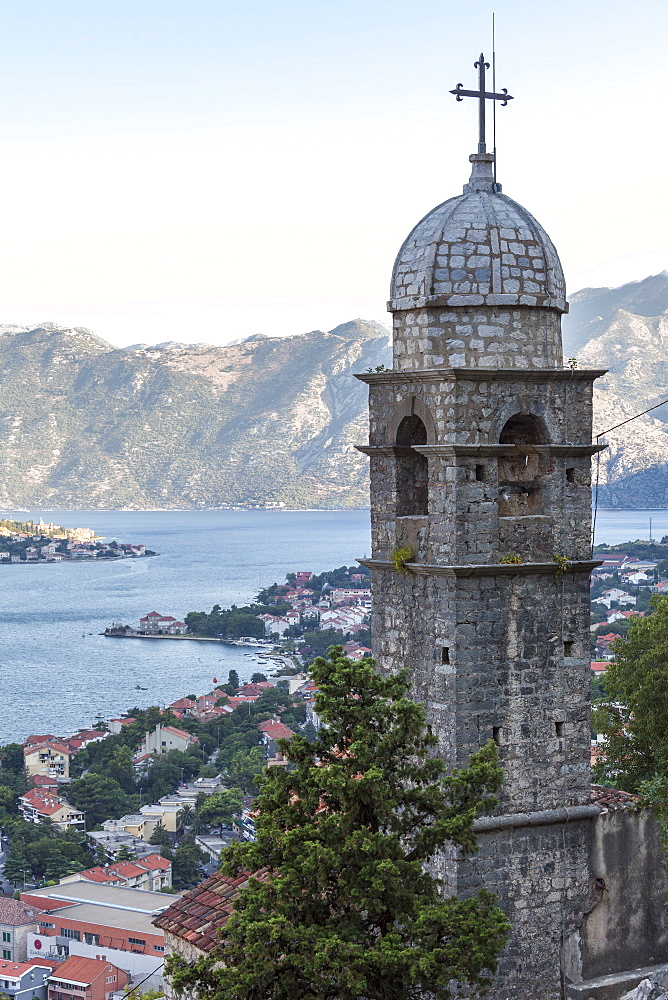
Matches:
[114,862,149,878]
[77,852,169,884]
[52,955,122,986]
[257,719,280,732]
[23,735,56,747]
[591,784,639,810]
[153,869,270,952]
[0,898,39,925]
[24,740,69,756]
[20,788,72,816]
[261,722,295,741]
[0,960,53,977]
[237,682,272,695]
[224,697,258,710]
[162,725,196,742]
[134,853,170,871]
[78,868,124,884]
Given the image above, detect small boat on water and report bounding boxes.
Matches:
[135,684,148,690]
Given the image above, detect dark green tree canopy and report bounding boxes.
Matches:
[66,773,132,828]
[168,648,508,1000]
[594,596,668,791]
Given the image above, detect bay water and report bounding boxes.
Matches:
[0,507,663,745]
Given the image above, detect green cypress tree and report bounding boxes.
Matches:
[168,648,509,1000]
[4,848,29,885]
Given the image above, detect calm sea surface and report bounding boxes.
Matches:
[0,507,664,745]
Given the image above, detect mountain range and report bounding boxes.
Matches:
[0,273,667,510]
[0,319,389,510]
[563,273,668,509]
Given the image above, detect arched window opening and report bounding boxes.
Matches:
[499,413,544,445]
[395,414,428,516]
[498,412,545,517]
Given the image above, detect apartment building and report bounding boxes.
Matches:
[60,854,171,892]
[47,956,127,1000]
[23,740,70,780]
[18,791,85,832]
[0,959,53,1000]
[22,883,177,981]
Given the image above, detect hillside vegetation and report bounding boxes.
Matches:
[0,320,390,509]
[2,272,668,510]
[563,272,668,508]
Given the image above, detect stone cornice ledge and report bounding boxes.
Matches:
[473,803,603,833]
[358,559,602,577]
[356,444,606,458]
[354,367,607,384]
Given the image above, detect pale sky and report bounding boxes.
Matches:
[0,0,665,347]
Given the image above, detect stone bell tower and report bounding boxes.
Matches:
[356,64,606,1000]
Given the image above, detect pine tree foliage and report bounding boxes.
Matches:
[168,648,509,1000]
[592,597,668,851]
[593,596,668,790]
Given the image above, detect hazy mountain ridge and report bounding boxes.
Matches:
[1,278,667,511]
[563,272,668,507]
[0,320,391,510]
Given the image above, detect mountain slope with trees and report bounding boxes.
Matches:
[0,320,390,510]
[563,272,668,508]
[2,274,668,510]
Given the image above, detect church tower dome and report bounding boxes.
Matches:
[391,152,566,314]
[389,153,567,371]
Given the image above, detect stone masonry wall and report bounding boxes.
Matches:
[364,370,597,567]
[392,307,563,371]
[370,567,591,815]
[361,352,599,998]
[577,809,668,981]
[464,820,593,1000]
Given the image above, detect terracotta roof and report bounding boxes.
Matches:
[23,735,56,747]
[135,853,170,871]
[0,960,52,977]
[261,723,294,741]
[0,898,39,925]
[162,725,196,741]
[79,868,124,884]
[112,862,148,878]
[51,955,120,986]
[24,740,69,756]
[153,869,270,952]
[237,683,270,696]
[591,784,639,810]
[225,697,258,709]
[76,853,168,884]
[20,789,72,817]
[257,719,280,732]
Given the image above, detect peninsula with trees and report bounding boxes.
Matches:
[0,516,156,563]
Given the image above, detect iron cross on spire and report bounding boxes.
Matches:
[450,53,513,154]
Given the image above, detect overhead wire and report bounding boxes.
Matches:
[120,963,165,999]
[591,394,668,556]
